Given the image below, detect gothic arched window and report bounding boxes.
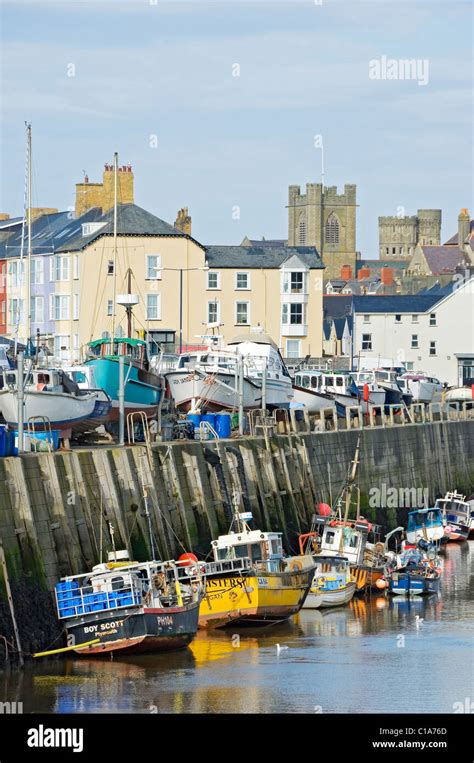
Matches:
[325,213,340,245]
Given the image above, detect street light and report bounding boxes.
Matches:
[150,261,209,353]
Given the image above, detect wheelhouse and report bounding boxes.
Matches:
[87,337,148,364]
[406,508,444,544]
[211,529,284,572]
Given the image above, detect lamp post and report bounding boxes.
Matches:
[150,262,209,353]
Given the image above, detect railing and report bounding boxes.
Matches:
[204,557,252,576]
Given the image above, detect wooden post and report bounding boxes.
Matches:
[0,541,24,667]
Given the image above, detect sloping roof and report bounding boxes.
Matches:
[205,244,324,269]
[57,203,205,252]
[357,259,407,272]
[323,319,333,340]
[324,295,353,319]
[353,293,445,314]
[241,237,287,248]
[333,316,348,339]
[0,210,102,259]
[0,216,24,230]
[443,220,473,245]
[420,245,467,274]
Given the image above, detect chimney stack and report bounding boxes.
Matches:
[175,207,192,235]
[458,208,470,248]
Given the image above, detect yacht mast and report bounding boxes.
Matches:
[26,122,32,350]
[111,152,118,341]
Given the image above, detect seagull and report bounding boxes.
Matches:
[276,643,288,653]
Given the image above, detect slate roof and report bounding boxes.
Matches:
[0,216,24,230]
[0,210,101,259]
[56,203,205,252]
[443,220,473,245]
[420,245,467,274]
[352,293,446,314]
[357,259,407,272]
[242,238,287,248]
[205,245,324,269]
[324,295,353,319]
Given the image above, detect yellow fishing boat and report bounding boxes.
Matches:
[199,512,315,629]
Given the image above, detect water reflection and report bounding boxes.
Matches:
[1,543,472,714]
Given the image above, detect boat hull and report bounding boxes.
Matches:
[292,385,337,414]
[198,564,314,628]
[0,389,97,431]
[65,602,200,655]
[85,357,161,419]
[303,581,356,609]
[166,370,292,412]
[387,572,441,596]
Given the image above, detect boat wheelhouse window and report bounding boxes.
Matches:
[295,374,301,386]
[335,376,344,387]
[324,376,333,385]
[217,544,248,561]
[72,371,87,384]
[325,531,336,545]
[310,375,319,389]
[302,375,310,388]
[347,533,359,548]
[358,372,372,383]
[270,538,283,556]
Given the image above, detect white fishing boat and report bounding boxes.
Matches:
[301,555,356,609]
[0,367,98,431]
[165,330,293,412]
[373,369,404,405]
[293,370,359,412]
[292,371,337,414]
[435,491,471,542]
[351,370,386,406]
[398,373,442,404]
[61,365,112,434]
[444,386,474,408]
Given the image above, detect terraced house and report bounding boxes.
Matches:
[0,164,325,360]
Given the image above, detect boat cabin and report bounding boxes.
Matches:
[434,492,470,526]
[2,367,78,395]
[406,508,444,545]
[211,529,284,572]
[374,370,399,386]
[310,517,371,565]
[294,371,322,390]
[87,337,149,366]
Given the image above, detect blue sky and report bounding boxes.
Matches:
[1,0,472,257]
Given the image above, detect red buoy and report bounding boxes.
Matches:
[318,502,332,517]
[177,552,199,566]
[363,383,370,402]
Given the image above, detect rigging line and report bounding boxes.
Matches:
[13,129,30,347]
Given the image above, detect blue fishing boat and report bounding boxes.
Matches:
[385,546,442,597]
[85,337,162,420]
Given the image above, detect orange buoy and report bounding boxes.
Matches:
[363,383,370,402]
[177,552,199,566]
[318,503,332,516]
[375,578,387,589]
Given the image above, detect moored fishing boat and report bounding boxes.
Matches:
[299,553,357,609]
[351,370,386,406]
[435,491,471,542]
[198,509,314,628]
[292,370,338,414]
[406,507,445,546]
[61,364,112,434]
[55,550,204,655]
[384,546,442,597]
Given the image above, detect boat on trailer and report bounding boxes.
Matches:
[55,550,204,655]
[199,509,315,628]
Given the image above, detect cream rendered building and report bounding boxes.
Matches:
[54,204,325,362]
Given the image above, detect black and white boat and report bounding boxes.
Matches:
[55,550,205,656]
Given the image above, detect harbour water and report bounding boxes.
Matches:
[2,542,473,715]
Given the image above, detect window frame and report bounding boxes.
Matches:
[235,301,250,326]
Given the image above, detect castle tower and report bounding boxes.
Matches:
[417,209,441,245]
[288,182,357,279]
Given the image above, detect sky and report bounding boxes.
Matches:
[0,0,472,258]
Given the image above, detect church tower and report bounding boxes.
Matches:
[288,183,357,279]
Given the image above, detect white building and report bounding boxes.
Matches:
[352,277,474,386]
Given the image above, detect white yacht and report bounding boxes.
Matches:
[165,330,293,412]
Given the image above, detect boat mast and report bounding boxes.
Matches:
[26,122,32,352]
[338,436,361,553]
[111,151,118,342]
[126,267,132,338]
